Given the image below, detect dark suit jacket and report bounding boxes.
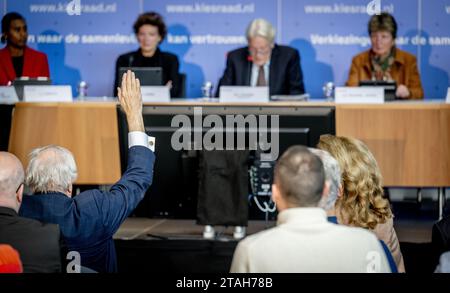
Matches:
[432,216,450,267]
[0,207,61,273]
[19,146,155,273]
[216,45,305,97]
[0,46,50,85]
[114,48,180,97]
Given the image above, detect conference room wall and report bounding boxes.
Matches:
[4,0,449,99]
[421,1,450,100]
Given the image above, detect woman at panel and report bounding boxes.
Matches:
[0,12,50,86]
[346,12,423,99]
[114,12,180,97]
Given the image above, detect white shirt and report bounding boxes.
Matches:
[128,131,155,152]
[230,208,391,273]
[250,61,270,87]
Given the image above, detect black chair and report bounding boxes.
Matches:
[177,73,186,98]
[0,104,14,151]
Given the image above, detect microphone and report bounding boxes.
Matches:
[247,51,253,86]
[128,55,134,67]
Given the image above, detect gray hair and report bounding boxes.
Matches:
[25,145,78,194]
[308,148,341,211]
[246,18,276,44]
[274,146,325,207]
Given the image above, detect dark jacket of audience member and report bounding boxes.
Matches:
[0,207,61,273]
[432,216,450,267]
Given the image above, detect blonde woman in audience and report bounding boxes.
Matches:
[317,134,405,272]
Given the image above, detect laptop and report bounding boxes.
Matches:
[119,67,163,86]
[13,77,52,101]
[359,80,397,101]
[270,94,310,101]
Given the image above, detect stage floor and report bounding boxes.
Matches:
[114,217,433,243]
[113,217,436,273]
[114,218,276,241]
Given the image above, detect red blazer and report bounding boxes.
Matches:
[0,46,50,85]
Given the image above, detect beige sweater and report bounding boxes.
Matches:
[230,208,391,273]
[336,212,405,273]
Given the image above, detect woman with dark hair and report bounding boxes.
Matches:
[0,12,50,86]
[346,12,423,99]
[114,12,180,97]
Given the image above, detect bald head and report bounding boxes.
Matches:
[273,146,325,208]
[0,152,24,198]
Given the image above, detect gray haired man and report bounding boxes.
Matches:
[19,71,155,273]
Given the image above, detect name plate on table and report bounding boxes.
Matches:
[335,87,384,104]
[0,86,19,104]
[446,88,450,103]
[219,86,269,103]
[140,86,170,102]
[24,85,73,102]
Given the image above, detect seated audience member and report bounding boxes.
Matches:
[317,134,405,272]
[0,152,61,273]
[431,215,450,268]
[0,244,23,273]
[216,18,305,97]
[435,251,450,273]
[0,12,50,85]
[114,12,180,97]
[309,148,398,273]
[346,12,423,99]
[19,71,155,273]
[230,146,391,273]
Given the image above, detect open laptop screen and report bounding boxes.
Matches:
[118,67,163,87]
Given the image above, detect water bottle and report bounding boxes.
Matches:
[201,81,213,98]
[77,81,88,100]
[322,82,335,102]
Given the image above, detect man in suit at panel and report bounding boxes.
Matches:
[216,18,305,97]
[230,146,391,273]
[19,71,156,273]
[0,152,61,273]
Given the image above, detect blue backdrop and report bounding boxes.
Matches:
[3,0,450,99]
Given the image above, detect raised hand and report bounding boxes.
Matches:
[117,70,145,132]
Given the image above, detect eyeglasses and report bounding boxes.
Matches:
[249,46,272,56]
[15,182,24,193]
